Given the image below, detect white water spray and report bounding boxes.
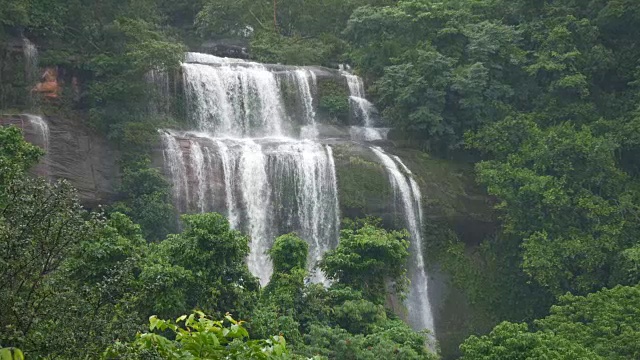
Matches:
[371,146,435,336]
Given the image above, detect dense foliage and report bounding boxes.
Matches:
[104,312,291,359]
[3,0,640,358]
[460,285,640,359]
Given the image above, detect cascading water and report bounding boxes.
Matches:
[23,114,50,176]
[287,69,318,139]
[340,70,389,142]
[162,53,340,285]
[182,60,287,137]
[161,53,434,335]
[23,38,38,86]
[342,71,374,127]
[145,69,171,115]
[25,114,49,151]
[349,126,390,142]
[289,69,317,126]
[371,146,435,336]
[23,38,39,108]
[161,132,190,213]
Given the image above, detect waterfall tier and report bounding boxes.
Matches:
[172,53,341,284]
[162,131,339,285]
[182,54,319,138]
[25,114,49,152]
[340,68,388,141]
[23,38,39,108]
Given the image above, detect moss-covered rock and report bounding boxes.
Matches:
[316,77,349,125]
[332,144,393,221]
[334,144,495,241]
[391,148,496,243]
[0,39,29,110]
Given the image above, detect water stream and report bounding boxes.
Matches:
[371,146,435,336]
[162,53,340,285]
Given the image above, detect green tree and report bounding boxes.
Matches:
[269,233,309,275]
[0,126,42,187]
[157,213,260,319]
[112,159,176,241]
[460,322,599,359]
[300,322,436,360]
[250,234,307,345]
[345,0,519,153]
[0,176,96,351]
[0,347,24,360]
[469,117,637,294]
[320,219,410,303]
[461,285,640,360]
[104,311,293,360]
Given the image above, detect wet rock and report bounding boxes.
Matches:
[0,114,120,208]
[198,39,250,59]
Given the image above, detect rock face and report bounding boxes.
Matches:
[0,38,30,109]
[198,38,250,59]
[32,67,62,99]
[0,114,120,208]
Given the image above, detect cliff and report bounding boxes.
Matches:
[0,114,120,208]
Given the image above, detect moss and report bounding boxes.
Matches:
[333,145,392,215]
[0,45,28,110]
[391,148,495,228]
[278,74,303,127]
[317,77,349,125]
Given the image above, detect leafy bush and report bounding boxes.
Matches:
[104,311,292,360]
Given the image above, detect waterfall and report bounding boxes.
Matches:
[23,38,39,107]
[371,146,435,336]
[163,53,434,334]
[162,53,340,286]
[23,114,50,177]
[268,141,339,284]
[185,52,247,64]
[182,60,287,137]
[237,139,272,284]
[288,68,318,139]
[161,133,340,286]
[190,141,208,213]
[161,132,190,213]
[25,114,49,151]
[290,69,317,126]
[23,38,38,85]
[342,72,375,127]
[145,69,171,115]
[341,70,389,141]
[349,126,389,142]
[213,140,240,227]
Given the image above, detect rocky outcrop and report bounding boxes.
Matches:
[32,67,62,99]
[198,38,250,59]
[332,143,494,234]
[0,114,120,208]
[0,38,30,109]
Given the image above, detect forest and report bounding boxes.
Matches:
[1,0,640,359]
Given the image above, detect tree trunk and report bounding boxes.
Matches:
[273,0,278,33]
